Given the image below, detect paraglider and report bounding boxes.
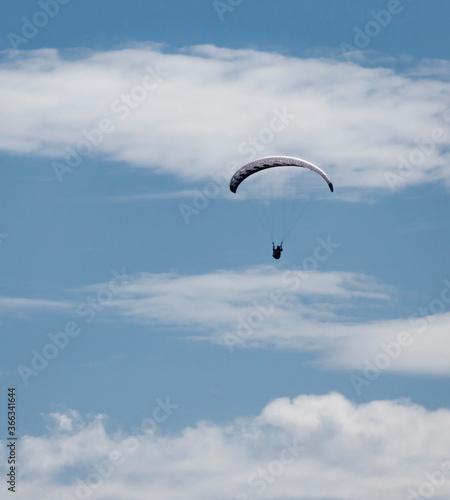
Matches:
[229,156,333,259]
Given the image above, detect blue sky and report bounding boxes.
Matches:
[1,1,450,499]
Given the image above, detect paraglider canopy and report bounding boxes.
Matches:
[230,156,333,194]
[229,156,333,258]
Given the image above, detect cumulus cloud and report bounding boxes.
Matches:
[1,45,450,194]
[5,393,450,499]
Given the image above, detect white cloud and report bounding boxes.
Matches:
[1,45,450,194]
[6,393,450,499]
[3,265,448,375]
[106,189,202,202]
[0,297,72,317]
[86,266,450,375]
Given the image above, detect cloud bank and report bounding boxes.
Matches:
[4,393,450,500]
[1,45,450,194]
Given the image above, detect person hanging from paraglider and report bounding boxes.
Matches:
[272,242,283,260]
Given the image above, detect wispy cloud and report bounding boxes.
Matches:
[105,189,202,202]
[86,266,450,375]
[0,297,72,316]
[1,45,449,194]
[5,266,450,375]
